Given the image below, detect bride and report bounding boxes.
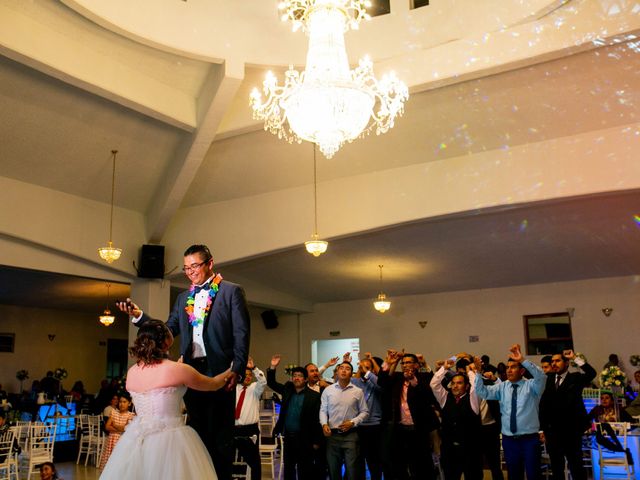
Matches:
[100,319,230,479]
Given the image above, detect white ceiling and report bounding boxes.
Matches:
[0,0,639,313]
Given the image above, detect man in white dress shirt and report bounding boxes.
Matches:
[234,356,266,480]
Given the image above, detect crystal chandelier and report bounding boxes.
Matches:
[373,264,391,313]
[99,283,115,326]
[250,0,409,159]
[98,150,122,263]
[305,145,328,256]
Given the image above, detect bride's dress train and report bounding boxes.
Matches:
[100,386,217,479]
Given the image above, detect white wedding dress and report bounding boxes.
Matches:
[100,386,217,479]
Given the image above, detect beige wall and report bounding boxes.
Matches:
[3,274,637,395]
[0,304,129,394]
[295,275,640,376]
[245,276,640,382]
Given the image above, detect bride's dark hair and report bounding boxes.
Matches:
[129,320,171,365]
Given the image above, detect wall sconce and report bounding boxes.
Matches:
[418,321,427,329]
[602,307,613,317]
[47,334,56,342]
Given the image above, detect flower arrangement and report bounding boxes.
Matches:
[600,366,626,388]
[630,355,640,367]
[284,364,298,376]
[16,369,29,393]
[53,367,68,380]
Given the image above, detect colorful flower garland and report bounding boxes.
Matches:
[185,273,223,326]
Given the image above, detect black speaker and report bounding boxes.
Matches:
[261,310,279,329]
[138,244,165,279]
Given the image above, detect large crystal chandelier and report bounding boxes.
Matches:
[250,0,409,159]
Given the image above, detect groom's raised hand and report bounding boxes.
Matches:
[116,298,142,318]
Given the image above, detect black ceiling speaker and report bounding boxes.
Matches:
[261,310,279,330]
[138,244,165,279]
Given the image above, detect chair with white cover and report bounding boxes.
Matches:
[0,429,19,480]
[76,414,103,466]
[232,435,257,480]
[13,421,30,452]
[259,398,277,439]
[259,433,283,480]
[23,422,56,479]
[595,422,635,480]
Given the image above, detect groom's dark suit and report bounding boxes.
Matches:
[136,279,250,480]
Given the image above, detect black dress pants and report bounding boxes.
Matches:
[391,425,435,480]
[283,432,315,480]
[234,423,261,480]
[546,430,587,480]
[184,358,235,480]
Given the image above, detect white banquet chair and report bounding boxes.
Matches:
[595,422,635,480]
[0,429,19,480]
[23,422,56,479]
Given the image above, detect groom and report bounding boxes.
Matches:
[119,244,250,480]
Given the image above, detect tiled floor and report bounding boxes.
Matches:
[49,462,101,480]
[50,461,280,479]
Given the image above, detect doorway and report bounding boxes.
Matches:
[106,338,128,380]
[311,338,360,380]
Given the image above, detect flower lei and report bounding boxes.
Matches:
[185,273,223,326]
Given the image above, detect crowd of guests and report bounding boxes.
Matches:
[233,344,640,480]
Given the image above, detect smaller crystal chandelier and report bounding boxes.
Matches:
[250,0,409,159]
[98,150,122,264]
[305,145,328,256]
[373,264,391,313]
[99,283,115,326]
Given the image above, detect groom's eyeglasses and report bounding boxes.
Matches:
[182,259,210,273]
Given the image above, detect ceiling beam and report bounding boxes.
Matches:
[145,61,245,243]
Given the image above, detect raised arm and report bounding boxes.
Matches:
[474,369,502,401]
[266,354,286,395]
[248,357,267,397]
[565,350,596,385]
[430,360,454,408]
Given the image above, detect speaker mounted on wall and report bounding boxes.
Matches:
[261,310,279,330]
[138,244,165,279]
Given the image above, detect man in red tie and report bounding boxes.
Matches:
[430,357,483,480]
[234,357,266,480]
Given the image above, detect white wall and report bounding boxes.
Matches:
[0,304,129,394]
[3,275,636,396]
[249,276,640,380]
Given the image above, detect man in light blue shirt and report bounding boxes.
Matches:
[475,344,546,480]
[320,361,369,480]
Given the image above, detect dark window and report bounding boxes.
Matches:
[0,333,15,353]
[411,0,430,9]
[524,312,573,355]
